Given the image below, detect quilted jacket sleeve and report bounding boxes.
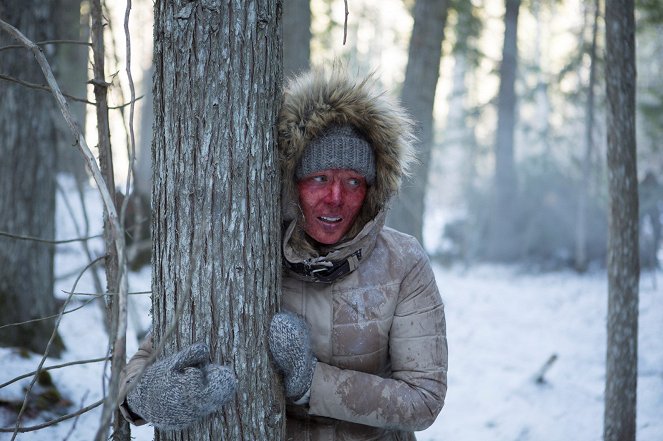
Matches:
[118,333,154,425]
[307,249,448,431]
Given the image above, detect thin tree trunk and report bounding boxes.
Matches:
[575,0,600,273]
[387,0,449,244]
[53,0,89,183]
[283,0,310,78]
[90,1,129,438]
[603,0,639,439]
[0,0,64,357]
[487,0,521,261]
[152,1,284,439]
[91,0,118,314]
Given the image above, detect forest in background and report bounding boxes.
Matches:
[0,0,659,439]
[78,0,663,271]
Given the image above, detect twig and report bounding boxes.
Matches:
[0,39,92,51]
[55,261,105,282]
[0,357,110,389]
[343,0,349,45]
[60,290,151,298]
[0,399,104,433]
[0,297,96,331]
[63,391,90,441]
[0,73,94,104]
[121,0,138,236]
[0,255,103,332]
[0,229,102,244]
[534,353,558,384]
[0,73,143,108]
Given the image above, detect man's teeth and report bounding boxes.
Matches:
[320,216,341,223]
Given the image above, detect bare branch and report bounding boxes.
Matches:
[0,73,94,104]
[0,229,102,245]
[55,261,104,281]
[0,73,143,108]
[60,290,151,298]
[0,357,111,389]
[63,391,90,441]
[0,297,96,331]
[0,39,92,52]
[343,0,349,45]
[0,399,104,433]
[0,255,104,332]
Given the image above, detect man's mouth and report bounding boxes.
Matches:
[319,216,342,223]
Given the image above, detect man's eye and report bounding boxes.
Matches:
[347,178,360,187]
[312,175,327,183]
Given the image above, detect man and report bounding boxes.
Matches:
[119,66,447,440]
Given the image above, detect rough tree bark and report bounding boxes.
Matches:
[0,0,64,357]
[486,0,521,261]
[151,1,284,439]
[386,0,449,245]
[603,0,639,439]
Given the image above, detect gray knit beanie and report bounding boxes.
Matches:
[295,125,376,185]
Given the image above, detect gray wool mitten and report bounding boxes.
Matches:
[126,343,236,430]
[269,312,317,401]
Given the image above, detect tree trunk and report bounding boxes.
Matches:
[387,0,449,245]
[603,0,639,439]
[0,0,64,357]
[574,0,600,273]
[283,0,310,78]
[53,0,89,183]
[486,0,521,261]
[136,64,154,200]
[152,1,284,439]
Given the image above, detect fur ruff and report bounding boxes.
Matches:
[278,65,416,253]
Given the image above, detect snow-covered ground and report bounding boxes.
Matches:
[1,177,661,440]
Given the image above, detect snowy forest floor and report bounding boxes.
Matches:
[0,177,661,440]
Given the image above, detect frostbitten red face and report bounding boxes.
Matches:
[297,169,368,245]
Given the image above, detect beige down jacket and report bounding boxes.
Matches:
[280,211,447,441]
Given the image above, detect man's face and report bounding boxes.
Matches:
[297,169,368,245]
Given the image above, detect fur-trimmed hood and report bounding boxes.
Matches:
[278,65,416,248]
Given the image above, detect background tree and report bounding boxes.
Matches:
[574,0,601,272]
[53,0,90,183]
[0,0,64,356]
[485,0,521,261]
[603,0,639,439]
[151,1,284,439]
[387,0,450,244]
[283,0,311,78]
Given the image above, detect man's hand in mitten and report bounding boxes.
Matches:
[269,312,317,402]
[126,343,236,430]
